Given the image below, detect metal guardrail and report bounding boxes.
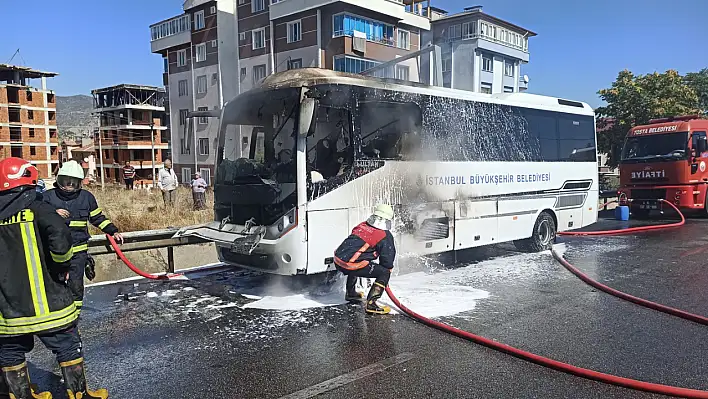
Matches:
[87,228,210,273]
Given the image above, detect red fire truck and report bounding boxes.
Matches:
[618,115,708,217]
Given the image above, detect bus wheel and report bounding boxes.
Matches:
[514,212,556,253]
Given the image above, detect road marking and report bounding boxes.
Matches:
[278,353,415,399]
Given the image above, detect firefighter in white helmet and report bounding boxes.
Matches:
[43,160,123,311]
[333,204,396,315]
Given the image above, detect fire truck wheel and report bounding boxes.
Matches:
[514,211,556,253]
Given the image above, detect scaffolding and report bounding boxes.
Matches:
[92,84,166,109]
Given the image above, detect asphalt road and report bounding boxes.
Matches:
[24,212,708,399]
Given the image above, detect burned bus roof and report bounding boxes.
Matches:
[628,119,708,137]
[247,68,595,116]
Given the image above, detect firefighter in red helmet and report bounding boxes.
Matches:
[0,158,108,399]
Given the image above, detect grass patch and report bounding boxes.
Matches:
[87,186,214,233]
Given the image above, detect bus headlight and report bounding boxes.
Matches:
[266,208,297,239]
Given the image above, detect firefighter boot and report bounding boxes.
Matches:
[365,282,391,315]
[2,363,52,399]
[344,275,364,303]
[60,358,108,399]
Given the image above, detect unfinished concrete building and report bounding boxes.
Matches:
[0,64,60,178]
[92,84,169,187]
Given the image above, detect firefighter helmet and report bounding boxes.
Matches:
[57,160,85,179]
[0,158,39,191]
[373,204,394,221]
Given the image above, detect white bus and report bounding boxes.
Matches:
[175,68,598,276]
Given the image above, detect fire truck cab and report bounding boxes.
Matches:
[618,116,708,217]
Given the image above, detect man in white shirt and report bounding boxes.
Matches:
[157,159,179,206]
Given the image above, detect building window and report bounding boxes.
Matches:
[239,32,246,42]
[446,24,461,41]
[253,64,267,84]
[27,110,34,120]
[482,55,493,72]
[30,147,36,156]
[462,22,476,39]
[481,83,492,94]
[211,40,218,48]
[196,75,207,94]
[252,0,265,13]
[200,168,211,185]
[195,43,207,62]
[397,29,410,50]
[503,86,514,93]
[198,138,209,156]
[182,167,192,183]
[252,28,266,50]
[178,80,188,96]
[504,60,514,77]
[194,10,205,30]
[333,55,381,75]
[240,67,247,80]
[179,109,189,126]
[442,56,452,72]
[395,65,410,81]
[287,20,302,43]
[26,91,33,101]
[288,58,302,69]
[180,139,190,155]
[333,14,394,46]
[197,106,208,125]
[210,5,216,14]
[29,128,35,138]
[177,50,187,67]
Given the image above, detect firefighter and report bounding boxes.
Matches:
[42,160,123,310]
[0,157,108,399]
[334,204,396,315]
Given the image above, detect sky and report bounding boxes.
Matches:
[1,0,706,108]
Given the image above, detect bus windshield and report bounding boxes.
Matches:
[215,87,300,226]
[621,131,689,163]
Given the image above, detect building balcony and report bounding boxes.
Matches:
[269,0,431,30]
[150,14,191,55]
[99,124,168,131]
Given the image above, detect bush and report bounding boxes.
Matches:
[87,186,214,233]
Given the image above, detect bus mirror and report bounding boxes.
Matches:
[299,97,317,136]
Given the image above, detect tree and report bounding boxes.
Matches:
[595,69,700,167]
[685,68,708,114]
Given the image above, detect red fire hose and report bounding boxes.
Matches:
[384,198,707,397]
[385,286,708,398]
[106,234,183,280]
[558,199,685,236]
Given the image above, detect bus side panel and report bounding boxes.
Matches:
[497,197,557,242]
[306,209,350,274]
[454,200,498,249]
[397,201,455,257]
[582,190,599,228]
[556,207,584,232]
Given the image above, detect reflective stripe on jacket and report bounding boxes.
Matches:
[334,222,396,270]
[0,202,79,336]
[42,189,118,253]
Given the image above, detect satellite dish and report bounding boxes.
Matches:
[523,75,529,84]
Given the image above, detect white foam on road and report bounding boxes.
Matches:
[240,244,569,318]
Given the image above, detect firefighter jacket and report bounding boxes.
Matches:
[0,189,78,337]
[42,188,119,254]
[334,222,396,270]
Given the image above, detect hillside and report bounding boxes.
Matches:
[56,95,95,141]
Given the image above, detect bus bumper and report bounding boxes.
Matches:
[619,185,707,211]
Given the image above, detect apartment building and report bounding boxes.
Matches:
[150,0,431,183]
[0,64,59,178]
[92,84,168,187]
[422,6,536,93]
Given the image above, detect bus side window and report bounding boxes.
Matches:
[359,101,421,160]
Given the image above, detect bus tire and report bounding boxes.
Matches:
[514,211,556,253]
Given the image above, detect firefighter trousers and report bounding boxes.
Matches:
[68,252,88,307]
[0,325,83,367]
[339,263,392,290]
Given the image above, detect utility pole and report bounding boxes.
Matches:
[97,127,105,190]
[150,121,156,188]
